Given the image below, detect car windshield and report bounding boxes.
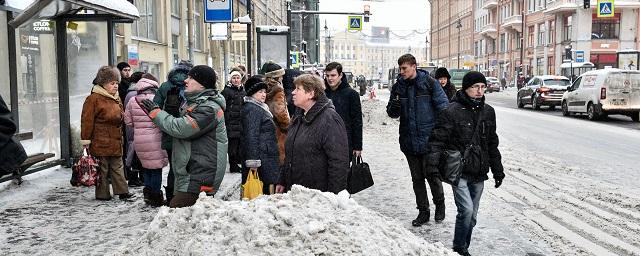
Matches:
[544,79,570,86]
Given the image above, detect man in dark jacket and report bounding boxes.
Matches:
[386,54,449,226]
[0,95,27,178]
[426,71,505,256]
[221,70,246,173]
[116,61,141,186]
[434,67,457,102]
[153,60,193,204]
[324,62,363,159]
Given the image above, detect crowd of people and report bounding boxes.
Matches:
[72,53,503,255]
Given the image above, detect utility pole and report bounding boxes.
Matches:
[456,19,462,69]
[287,0,292,68]
[520,7,525,77]
[247,0,252,74]
[187,0,194,62]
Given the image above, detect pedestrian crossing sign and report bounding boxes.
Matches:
[597,0,615,18]
[348,16,363,31]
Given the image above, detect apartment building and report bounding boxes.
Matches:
[430,0,474,69]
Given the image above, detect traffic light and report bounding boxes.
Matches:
[364,4,370,22]
[565,47,573,60]
[583,0,590,9]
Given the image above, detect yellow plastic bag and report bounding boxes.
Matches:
[242,168,263,200]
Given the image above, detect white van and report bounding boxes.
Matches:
[561,69,640,121]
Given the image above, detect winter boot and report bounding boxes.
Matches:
[144,187,164,207]
[118,192,135,200]
[435,202,445,222]
[453,247,471,256]
[164,186,174,206]
[143,187,152,204]
[412,210,430,227]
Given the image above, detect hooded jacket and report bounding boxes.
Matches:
[80,85,124,156]
[279,95,349,193]
[221,83,246,139]
[325,75,363,152]
[386,69,449,155]
[265,80,290,165]
[0,95,27,173]
[427,90,505,183]
[154,64,191,150]
[124,78,169,169]
[241,96,280,185]
[150,89,228,194]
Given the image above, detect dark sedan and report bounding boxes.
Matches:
[517,75,571,110]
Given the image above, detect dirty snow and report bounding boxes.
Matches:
[119,185,456,256]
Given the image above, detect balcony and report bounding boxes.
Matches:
[544,0,578,14]
[501,15,523,32]
[482,0,498,10]
[480,23,497,39]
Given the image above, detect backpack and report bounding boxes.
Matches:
[164,86,183,117]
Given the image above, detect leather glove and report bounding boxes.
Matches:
[389,99,401,110]
[494,176,504,188]
[140,99,159,114]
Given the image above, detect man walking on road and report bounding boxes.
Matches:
[324,62,363,160]
[426,71,505,256]
[386,54,449,226]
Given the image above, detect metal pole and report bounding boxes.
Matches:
[107,20,116,65]
[457,25,461,69]
[247,0,252,74]
[7,12,19,127]
[56,19,71,165]
[287,1,292,68]
[520,9,525,76]
[187,0,194,62]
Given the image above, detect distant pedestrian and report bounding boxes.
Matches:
[0,94,27,178]
[241,75,280,194]
[222,70,246,173]
[117,62,133,103]
[116,62,141,187]
[434,67,457,102]
[124,77,168,207]
[276,74,349,194]
[323,62,363,160]
[426,71,505,256]
[141,65,227,208]
[153,60,193,204]
[260,61,290,165]
[81,66,133,201]
[386,54,449,226]
[500,76,507,90]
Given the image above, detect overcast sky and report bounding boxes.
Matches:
[318,0,430,47]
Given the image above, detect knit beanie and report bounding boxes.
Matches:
[260,61,285,78]
[116,62,130,71]
[244,75,268,96]
[434,67,451,80]
[188,65,217,90]
[462,71,487,90]
[229,71,243,81]
[94,66,121,86]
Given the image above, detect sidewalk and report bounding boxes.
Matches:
[0,166,241,255]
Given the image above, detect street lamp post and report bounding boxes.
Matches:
[456,19,462,69]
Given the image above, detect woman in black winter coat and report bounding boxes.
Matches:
[241,76,280,194]
[434,67,458,102]
[222,71,247,173]
[276,74,349,194]
[0,94,27,177]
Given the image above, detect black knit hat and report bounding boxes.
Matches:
[462,71,487,90]
[116,62,130,71]
[244,75,267,96]
[434,67,451,80]
[260,61,285,78]
[188,65,217,90]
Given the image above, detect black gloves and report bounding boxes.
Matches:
[494,175,504,188]
[140,99,159,114]
[389,99,401,111]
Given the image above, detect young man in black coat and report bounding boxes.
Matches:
[324,62,363,160]
[0,95,27,177]
[426,71,505,256]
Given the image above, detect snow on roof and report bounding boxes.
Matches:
[119,185,457,255]
[9,0,139,28]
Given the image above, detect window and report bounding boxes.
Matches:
[548,20,555,45]
[536,57,543,75]
[528,26,534,46]
[563,16,572,42]
[592,13,620,39]
[171,0,181,17]
[500,33,506,53]
[548,56,555,75]
[537,23,545,46]
[132,0,158,40]
[516,32,522,49]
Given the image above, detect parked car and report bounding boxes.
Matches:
[517,75,571,110]
[486,77,500,93]
[561,69,640,121]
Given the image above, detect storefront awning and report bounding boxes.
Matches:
[9,0,139,28]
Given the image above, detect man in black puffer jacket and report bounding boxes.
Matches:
[324,62,363,160]
[222,70,246,173]
[426,71,505,256]
[0,95,27,177]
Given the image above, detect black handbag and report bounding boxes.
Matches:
[440,114,484,185]
[347,156,374,194]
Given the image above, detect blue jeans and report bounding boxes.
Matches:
[142,168,163,193]
[452,178,484,250]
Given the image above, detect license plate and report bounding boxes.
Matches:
[611,99,627,106]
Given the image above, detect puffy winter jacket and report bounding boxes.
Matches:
[150,89,228,194]
[325,75,363,152]
[221,84,246,139]
[386,69,449,155]
[124,78,169,169]
[427,90,505,183]
[0,94,26,173]
[81,85,124,157]
[241,96,280,185]
[279,95,349,194]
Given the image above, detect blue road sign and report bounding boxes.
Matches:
[575,50,585,63]
[204,0,233,23]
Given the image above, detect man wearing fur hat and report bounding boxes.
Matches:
[222,70,246,173]
[141,65,228,208]
[259,61,290,165]
[434,67,458,102]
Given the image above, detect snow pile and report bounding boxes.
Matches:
[120,185,455,256]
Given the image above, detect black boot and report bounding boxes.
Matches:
[143,187,152,204]
[435,202,445,222]
[453,247,471,256]
[412,210,430,227]
[164,186,174,207]
[144,187,164,207]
